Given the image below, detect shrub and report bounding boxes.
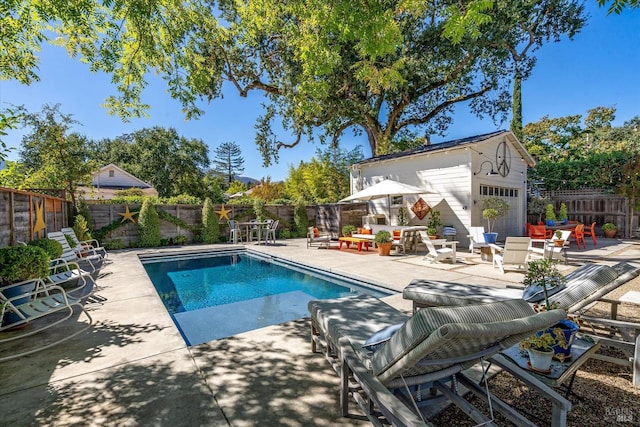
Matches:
[427,209,442,235]
[545,204,556,221]
[201,198,221,244]
[374,230,392,244]
[602,223,617,231]
[558,203,568,221]
[0,245,50,284]
[27,238,63,259]
[73,214,92,242]
[175,235,188,245]
[138,199,161,247]
[253,198,267,222]
[104,240,125,250]
[293,198,310,236]
[342,225,356,236]
[75,197,93,233]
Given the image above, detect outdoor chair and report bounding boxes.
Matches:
[264,219,279,244]
[61,227,108,260]
[47,232,105,278]
[467,226,489,253]
[228,220,244,243]
[306,226,331,249]
[402,262,640,387]
[529,224,552,240]
[583,222,597,246]
[419,231,455,263]
[529,230,572,263]
[309,294,568,426]
[0,278,93,362]
[490,236,532,274]
[573,223,586,249]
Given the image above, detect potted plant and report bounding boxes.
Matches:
[553,230,565,247]
[342,225,357,237]
[482,197,510,244]
[545,204,556,226]
[519,327,569,372]
[426,209,441,238]
[522,259,579,362]
[527,197,551,224]
[374,230,393,256]
[558,203,568,224]
[602,222,617,238]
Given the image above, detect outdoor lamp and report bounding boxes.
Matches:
[474,160,499,176]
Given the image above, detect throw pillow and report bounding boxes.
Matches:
[393,230,401,238]
[363,323,403,352]
[523,278,566,303]
[362,228,372,235]
[313,227,320,238]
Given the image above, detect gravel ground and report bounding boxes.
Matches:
[431,274,640,427]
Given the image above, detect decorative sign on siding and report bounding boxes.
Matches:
[412,198,431,220]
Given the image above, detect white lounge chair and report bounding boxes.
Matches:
[61,227,108,260]
[467,226,489,253]
[47,231,105,277]
[490,236,532,273]
[419,231,455,263]
[306,226,331,249]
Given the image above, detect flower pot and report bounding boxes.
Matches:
[377,242,392,256]
[527,348,553,373]
[483,232,498,244]
[554,240,565,247]
[603,229,616,238]
[546,220,556,226]
[550,319,579,361]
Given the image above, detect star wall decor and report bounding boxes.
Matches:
[215,204,231,221]
[411,198,431,220]
[118,205,138,223]
[33,200,47,235]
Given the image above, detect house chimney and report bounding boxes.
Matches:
[423,135,431,146]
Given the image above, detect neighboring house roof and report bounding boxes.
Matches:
[77,164,158,200]
[355,130,535,167]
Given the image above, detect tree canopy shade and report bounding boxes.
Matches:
[4,0,585,165]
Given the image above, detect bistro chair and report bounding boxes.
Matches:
[583,221,597,246]
[573,223,586,249]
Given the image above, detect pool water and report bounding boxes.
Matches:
[142,252,388,346]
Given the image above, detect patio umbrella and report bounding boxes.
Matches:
[339,179,438,220]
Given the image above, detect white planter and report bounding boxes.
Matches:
[527,348,553,373]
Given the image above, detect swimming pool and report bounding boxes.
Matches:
[140,249,391,346]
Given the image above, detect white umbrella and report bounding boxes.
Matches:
[340,179,438,221]
[340,179,432,202]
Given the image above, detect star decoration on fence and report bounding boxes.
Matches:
[215,204,231,221]
[119,205,138,223]
[33,200,47,235]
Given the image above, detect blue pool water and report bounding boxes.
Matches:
[141,251,389,345]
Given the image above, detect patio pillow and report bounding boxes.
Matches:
[393,230,401,238]
[362,228,372,235]
[363,323,403,352]
[313,227,320,238]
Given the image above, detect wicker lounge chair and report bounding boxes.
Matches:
[403,262,640,387]
[309,294,568,426]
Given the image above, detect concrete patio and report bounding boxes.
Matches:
[0,237,638,426]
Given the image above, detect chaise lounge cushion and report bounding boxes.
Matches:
[363,323,404,352]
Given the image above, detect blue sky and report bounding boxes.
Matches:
[1,3,638,181]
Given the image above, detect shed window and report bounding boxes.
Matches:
[109,170,115,178]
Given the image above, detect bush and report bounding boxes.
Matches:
[73,214,92,242]
[103,240,125,250]
[545,204,556,221]
[138,199,161,247]
[602,223,617,231]
[175,235,188,245]
[374,230,392,244]
[558,203,568,221]
[0,245,50,284]
[342,225,356,236]
[27,238,63,259]
[253,198,267,222]
[201,198,220,244]
[293,198,310,236]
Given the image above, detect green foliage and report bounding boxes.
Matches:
[227,180,247,195]
[558,203,568,221]
[103,240,125,250]
[64,234,76,249]
[602,222,617,231]
[249,177,285,202]
[398,207,408,226]
[253,198,267,222]
[174,235,188,245]
[0,245,50,284]
[523,259,566,310]
[212,142,244,184]
[73,215,92,242]
[426,209,442,235]
[482,197,510,233]
[75,198,93,232]
[201,198,220,244]
[342,225,357,236]
[138,199,161,247]
[519,327,568,352]
[293,198,310,236]
[27,238,63,260]
[527,197,551,222]
[545,204,556,221]
[374,230,392,244]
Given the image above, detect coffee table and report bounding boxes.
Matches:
[338,236,371,252]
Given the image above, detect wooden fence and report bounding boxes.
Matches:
[533,189,638,238]
[0,187,71,247]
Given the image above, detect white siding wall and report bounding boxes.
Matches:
[349,133,530,247]
[93,166,149,188]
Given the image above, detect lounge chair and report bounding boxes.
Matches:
[403,262,640,387]
[47,231,105,277]
[263,219,279,244]
[467,226,489,253]
[61,227,109,260]
[306,226,331,249]
[419,231,455,263]
[0,278,93,361]
[309,294,568,426]
[529,230,572,263]
[490,236,532,273]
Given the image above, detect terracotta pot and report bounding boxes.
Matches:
[554,240,565,247]
[603,229,616,238]
[377,242,392,256]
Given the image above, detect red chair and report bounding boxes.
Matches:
[530,225,552,240]
[573,223,586,249]
[583,221,597,246]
